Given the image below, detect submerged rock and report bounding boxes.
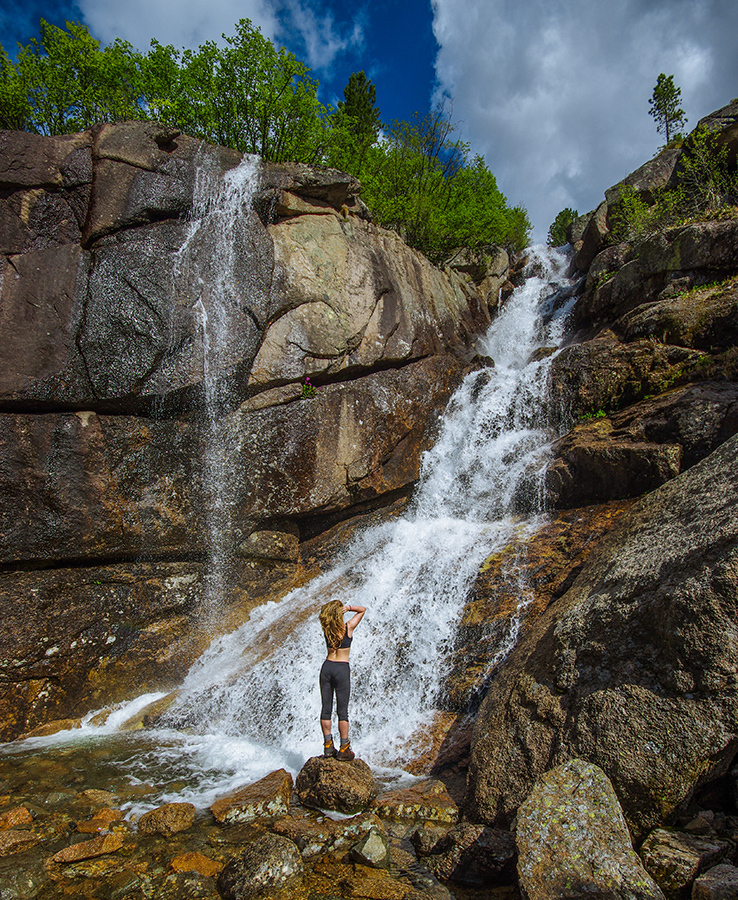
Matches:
[138,801,196,837]
[516,759,664,900]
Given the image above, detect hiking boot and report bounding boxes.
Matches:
[323,740,337,758]
[337,742,355,761]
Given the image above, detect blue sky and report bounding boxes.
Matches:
[3,0,737,241]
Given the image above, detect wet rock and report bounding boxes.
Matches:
[0,828,40,856]
[170,850,224,877]
[371,779,459,824]
[296,757,376,815]
[0,806,33,830]
[210,769,293,825]
[447,502,633,712]
[349,827,391,869]
[640,828,731,898]
[467,434,738,837]
[516,760,664,900]
[692,863,738,900]
[415,822,516,885]
[271,812,381,858]
[79,789,118,806]
[236,528,300,563]
[217,832,304,899]
[48,831,124,864]
[76,807,123,833]
[138,801,196,837]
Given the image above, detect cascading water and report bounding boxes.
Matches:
[1,243,577,814]
[127,244,576,804]
[174,155,263,617]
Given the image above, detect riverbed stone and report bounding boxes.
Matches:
[349,827,391,869]
[692,863,738,900]
[76,808,124,834]
[0,828,40,856]
[516,760,664,900]
[371,779,459,824]
[296,757,376,815]
[217,832,304,899]
[0,806,33,830]
[271,812,382,859]
[415,822,516,885]
[49,832,125,864]
[210,769,293,825]
[138,801,196,837]
[170,850,223,877]
[640,828,731,898]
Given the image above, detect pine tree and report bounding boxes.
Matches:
[648,73,687,146]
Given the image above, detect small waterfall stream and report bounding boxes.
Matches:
[1,232,576,813]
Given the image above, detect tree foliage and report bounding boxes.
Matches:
[547,207,578,247]
[326,70,381,177]
[1,20,531,256]
[648,73,687,146]
[360,109,530,261]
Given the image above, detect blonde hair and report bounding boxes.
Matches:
[319,599,345,650]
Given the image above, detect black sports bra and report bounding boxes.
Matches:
[326,628,352,650]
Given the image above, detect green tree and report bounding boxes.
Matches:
[648,73,687,145]
[5,19,144,134]
[547,207,578,246]
[143,20,326,163]
[327,70,382,176]
[0,47,31,130]
[362,109,530,262]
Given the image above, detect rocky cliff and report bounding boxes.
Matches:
[463,101,738,845]
[0,123,501,740]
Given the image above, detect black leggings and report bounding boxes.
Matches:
[320,660,350,722]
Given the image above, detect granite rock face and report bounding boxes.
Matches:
[0,123,493,739]
[516,760,665,900]
[467,434,738,837]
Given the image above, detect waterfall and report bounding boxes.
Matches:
[4,244,576,813]
[174,155,263,617]
[129,244,577,803]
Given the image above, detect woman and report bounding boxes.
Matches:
[318,598,366,760]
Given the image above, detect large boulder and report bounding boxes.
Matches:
[466,433,738,837]
[296,756,377,815]
[217,832,304,899]
[544,382,738,508]
[516,759,664,900]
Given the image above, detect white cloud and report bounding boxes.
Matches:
[78,0,280,49]
[431,0,738,241]
[278,0,363,72]
[78,0,362,76]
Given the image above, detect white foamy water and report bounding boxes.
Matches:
[2,245,577,812]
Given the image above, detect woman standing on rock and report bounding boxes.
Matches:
[319,599,365,760]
